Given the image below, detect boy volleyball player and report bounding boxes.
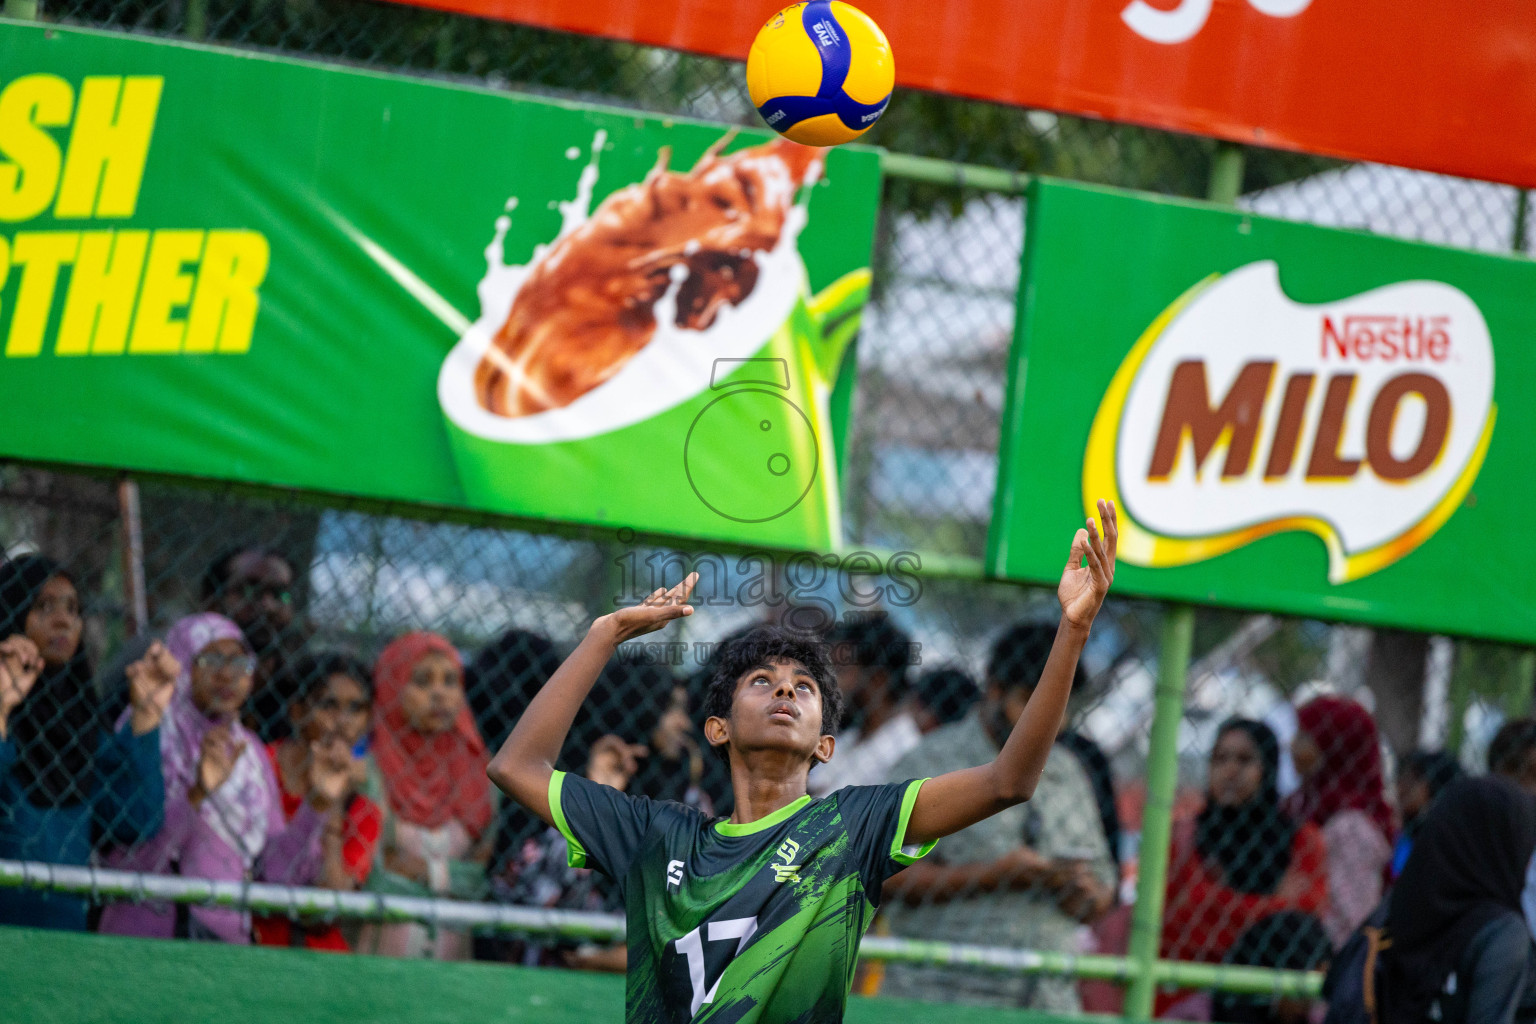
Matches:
[489,501,1119,1023]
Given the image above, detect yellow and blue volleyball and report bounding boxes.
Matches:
[747,2,895,148]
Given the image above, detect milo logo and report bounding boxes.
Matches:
[1083,261,1496,583]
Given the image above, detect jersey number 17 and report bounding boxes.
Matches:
[675,916,758,1016]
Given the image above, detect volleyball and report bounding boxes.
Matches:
[747,2,894,148]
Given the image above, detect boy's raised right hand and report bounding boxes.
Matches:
[596,572,698,644]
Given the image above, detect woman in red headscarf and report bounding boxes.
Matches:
[1285,696,1395,948]
[358,632,493,960]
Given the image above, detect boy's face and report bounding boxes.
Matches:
[706,657,834,769]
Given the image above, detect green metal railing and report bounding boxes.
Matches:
[0,859,1323,999]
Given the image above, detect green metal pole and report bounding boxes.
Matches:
[1124,139,1247,1021]
[1446,650,1472,754]
[1206,142,1247,205]
[1124,604,1195,1019]
[1513,190,1530,254]
[1507,649,1536,720]
[185,0,207,40]
[879,151,1031,195]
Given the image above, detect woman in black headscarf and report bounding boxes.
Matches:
[1382,775,1536,1024]
[1194,719,1299,893]
[0,555,176,930]
[1158,719,1331,1014]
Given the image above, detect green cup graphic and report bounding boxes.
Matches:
[439,278,866,549]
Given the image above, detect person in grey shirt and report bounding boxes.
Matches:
[879,623,1115,1011]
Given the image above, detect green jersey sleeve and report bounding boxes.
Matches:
[549,771,658,879]
[833,778,937,894]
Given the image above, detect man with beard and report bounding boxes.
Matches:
[202,546,309,742]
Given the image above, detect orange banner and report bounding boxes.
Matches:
[395,0,1536,188]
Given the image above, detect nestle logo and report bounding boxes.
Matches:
[813,19,841,46]
[1321,315,1450,362]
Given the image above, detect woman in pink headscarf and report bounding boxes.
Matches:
[358,632,492,960]
[99,613,351,942]
[1285,695,1395,947]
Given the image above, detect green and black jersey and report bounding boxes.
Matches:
[549,771,935,1023]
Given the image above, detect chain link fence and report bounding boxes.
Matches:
[2,0,1535,1015]
[2,464,1531,1012]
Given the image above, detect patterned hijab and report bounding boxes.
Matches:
[372,632,492,837]
[1284,696,1395,841]
[151,613,276,863]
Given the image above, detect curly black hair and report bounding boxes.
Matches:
[700,626,843,768]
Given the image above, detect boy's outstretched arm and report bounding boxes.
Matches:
[487,573,698,827]
[902,500,1117,846]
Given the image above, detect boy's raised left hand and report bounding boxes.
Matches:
[1059,500,1117,630]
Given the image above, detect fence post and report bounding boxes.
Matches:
[1125,140,1246,1020]
[117,478,148,638]
[1506,650,1536,720]
[1206,142,1246,206]
[186,0,207,40]
[1513,189,1529,255]
[1123,603,1195,1019]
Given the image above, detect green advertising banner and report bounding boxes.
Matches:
[990,178,1535,643]
[0,22,882,551]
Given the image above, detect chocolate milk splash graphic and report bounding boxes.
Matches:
[471,132,821,420]
[436,128,864,548]
[438,131,823,446]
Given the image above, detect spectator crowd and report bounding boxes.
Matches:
[0,544,1534,1024]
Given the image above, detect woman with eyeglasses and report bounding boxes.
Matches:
[0,555,177,931]
[99,613,351,943]
[253,652,382,951]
